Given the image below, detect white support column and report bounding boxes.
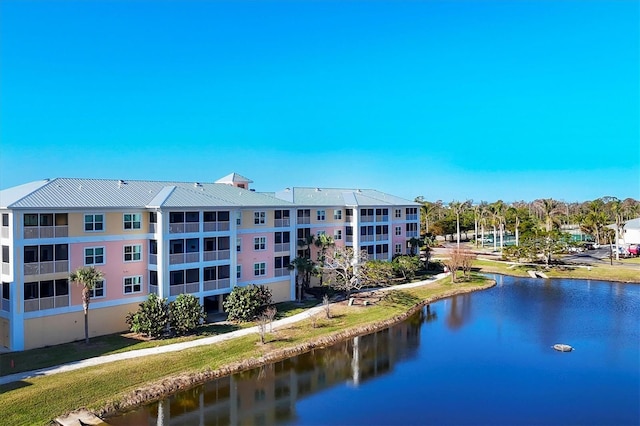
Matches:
[156,210,168,299]
[10,213,25,351]
[230,209,239,289]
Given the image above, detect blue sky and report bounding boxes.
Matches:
[1,0,638,203]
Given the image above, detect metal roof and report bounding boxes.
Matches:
[1,178,293,209]
[273,187,419,207]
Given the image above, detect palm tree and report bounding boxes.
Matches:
[535,198,561,233]
[314,233,335,286]
[69,266,105,344]
[450,200,470,248]
[609,198,624,261]
[489,201,505,252]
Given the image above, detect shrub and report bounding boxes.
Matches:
[126,293,170,338]
[170,294,207,336]
[223,284,273,322]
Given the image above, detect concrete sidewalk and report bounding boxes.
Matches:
[0,273,446,386]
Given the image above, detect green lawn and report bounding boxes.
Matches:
[0,277,492,425]
[0,299,318,378]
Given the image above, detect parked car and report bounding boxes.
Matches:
[628,245,639,257]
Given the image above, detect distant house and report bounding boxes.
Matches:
[622,218,640,245]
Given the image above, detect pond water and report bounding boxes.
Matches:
[108,276,640,425]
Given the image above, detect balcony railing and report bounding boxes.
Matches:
[275,218,290,227]
[376,234,389,241]
[169,282,200,296]
[274,268,290,277]
[149,284,158,295]
[1,299,10,312]
[23,226,68,239]
[24,261,69,276]
[1,263,9,275]
[360,215,374,223]
[274,243,289,253]
[1,227,8,239]
[149,254,157,265]
[203,278,231,291]
[204,222,230,232]
[406,231,419,238]
[203,250,231,262]
[169,253,200,265]
[24,295,69,312]
[346,235,353,243]
[360,235,375,242]
[149,223,157,233]
[406,214,418,221]
[376,215,389,222]
[297,217,310,225]
[169,223,199,234]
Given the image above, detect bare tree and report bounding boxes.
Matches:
[459,248,476,280]
[323,294,331,319]
[264,306,277,332]
[257,314,269,344]
[322,246,369,296]
[443,249,462,283]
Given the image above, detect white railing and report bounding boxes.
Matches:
[23,226,69,239]
[1,264,9,275]
[376,215,389,222]
[170,253,200,265]
[297,217,310,225]
[1,299,9,312]
[274,243,289,252]
[360,235,375,242]
[203,279,231,291]
[274,268,290,277]
[275,219,290,227]
[149,285,158,295]
[360,215,374,223]
[24,295,69,312]
[169,282,200,296]
[203,250,231,262]
[407,214,418,221]
[376,234,389,241]
[24,261,68,276]
[149,223,157,233]
[204,222,230,232]
[149,254,157,265]
[407,231,419,238]
[346,236,353,243]
[1,227,8,239]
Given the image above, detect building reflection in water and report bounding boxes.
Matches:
[109,313,427,425]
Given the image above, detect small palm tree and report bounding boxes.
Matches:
[69,266,104,344]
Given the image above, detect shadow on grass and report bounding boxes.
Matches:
[380,290,421,307]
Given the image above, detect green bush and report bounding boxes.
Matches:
[125,293,170,338]
[223,284,273,322]
[170,294,207,335]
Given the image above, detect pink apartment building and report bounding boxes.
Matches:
[0,173,421,351]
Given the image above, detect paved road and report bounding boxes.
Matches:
[0,273,448,386]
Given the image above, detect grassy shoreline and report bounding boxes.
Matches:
[0,276,494,425]
[472,258,640,283]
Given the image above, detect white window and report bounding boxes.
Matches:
[334,209,342,220]
[395,226,402,236]
[237,265,242,279]
[254,262,266,277]
[395,209,402,218]
[317,210,326,221]
[254,236,266,251]
[123,213,141,230]
[84,247,105,265]
[124,245,142,262]
[254,211,266,225]
[84,214,104,232]
[124,276,142,294]
[236,238,242,252]
[317,230,326,237]
[91,280,105,298]
[334,229,342,240]
[395,243,403,254]
[236,211,242,226]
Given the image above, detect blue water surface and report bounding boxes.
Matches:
[109,276,640,426]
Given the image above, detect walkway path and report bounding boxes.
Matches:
[0,273,447,386]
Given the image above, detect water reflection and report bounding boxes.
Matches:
[110,316,425,425]
[445,294,471,330]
